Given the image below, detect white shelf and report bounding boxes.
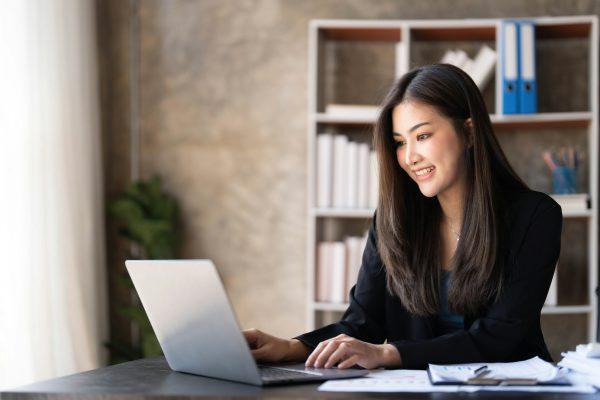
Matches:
[542,305,594,314]
[312,208,374,218]
[314,111,378,124]
[313,207,593,219]
[490,111,593,127]
[313,302,594,315]
[313,302,349,312]
[314,111,593,127]
[562,209,593,218]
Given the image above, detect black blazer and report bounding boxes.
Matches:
[295,189,563,369]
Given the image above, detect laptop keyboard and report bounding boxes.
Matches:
[259,366,323,381]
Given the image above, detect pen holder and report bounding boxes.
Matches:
[552,166,577,194]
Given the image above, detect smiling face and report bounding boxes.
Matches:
[392,101,470,198]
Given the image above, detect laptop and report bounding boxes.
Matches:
[125,259,369,386]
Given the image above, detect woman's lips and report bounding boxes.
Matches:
[415,166,435,181]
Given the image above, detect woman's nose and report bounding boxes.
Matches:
[405,145,420,166]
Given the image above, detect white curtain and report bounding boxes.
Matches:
[0,0,108,389]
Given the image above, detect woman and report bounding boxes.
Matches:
[243,63,563,369]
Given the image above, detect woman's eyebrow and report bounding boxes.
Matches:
[392,121,431,137]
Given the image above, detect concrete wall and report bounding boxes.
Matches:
[98,0,600,361]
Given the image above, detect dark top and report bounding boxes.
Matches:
[295,189,563,369]
[437,270,464,335]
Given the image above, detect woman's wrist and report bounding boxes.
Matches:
[284,339,311,362]
[379,343,402,368]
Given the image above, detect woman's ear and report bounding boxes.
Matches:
[464,118,474,148]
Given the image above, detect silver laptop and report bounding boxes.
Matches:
[125,259,368,386]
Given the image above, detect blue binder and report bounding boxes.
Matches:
[518,20,537,113]
[501,20,520,114]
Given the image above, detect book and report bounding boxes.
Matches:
[441,49,458,64]
[317,232,369,304]
[369,151,379,209]
[330,242,347,303]
[440,45,497,90]
[316,134,333,208]
[452,49,469,70]
[470,45,497,89]
[357,143,370,209]
[316,242,332,302]
[332,135,348,208]
[545,265,558,306]
[344,236,363,295]
[346,141,359,208]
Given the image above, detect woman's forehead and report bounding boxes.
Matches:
[392,102,443,131]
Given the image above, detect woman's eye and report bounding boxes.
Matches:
[417,133,430,140]
[394,140,405,148]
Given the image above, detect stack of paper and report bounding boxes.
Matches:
[319,357,596,393]
[558,343,600,388]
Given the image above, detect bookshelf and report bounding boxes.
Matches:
[306,16,599,346]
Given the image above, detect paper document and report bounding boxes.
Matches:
[318,370,461,393]
[428,356,564,384]
[318,359,596,394]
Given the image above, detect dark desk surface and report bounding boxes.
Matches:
[2,357,599,400]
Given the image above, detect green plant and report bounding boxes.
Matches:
[106,175,181,362]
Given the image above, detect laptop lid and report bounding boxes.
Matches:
[125,259,263,386]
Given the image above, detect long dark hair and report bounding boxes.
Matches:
[373,63,528,317]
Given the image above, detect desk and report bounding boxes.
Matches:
[2,357,599,400]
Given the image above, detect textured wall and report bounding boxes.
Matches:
[98,0,600,361]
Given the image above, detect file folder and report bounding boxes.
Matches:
[501,20,520,114]
[518,20,537,113]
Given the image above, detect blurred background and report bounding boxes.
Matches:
[1,0,599,390]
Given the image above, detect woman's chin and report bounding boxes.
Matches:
[417,183,438,198]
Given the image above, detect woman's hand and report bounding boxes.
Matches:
[243,328,311,363]
[304,334,401,369]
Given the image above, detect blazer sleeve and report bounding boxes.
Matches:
[293,213,387,349]
[390,198,563,369]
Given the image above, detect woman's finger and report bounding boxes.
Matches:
[250,347,268,361]
[314,340,341,368]
[324,342,351,368]
[337,354,359,369]
[305,340,328,366]
[242,329,260,348]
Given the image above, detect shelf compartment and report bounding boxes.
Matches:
[535,21,592,39]
[321,27,401,42]
[410,25,495,41]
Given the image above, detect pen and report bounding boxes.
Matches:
[471,365,489,379]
